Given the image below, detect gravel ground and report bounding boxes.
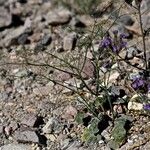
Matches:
[0,0,150,150]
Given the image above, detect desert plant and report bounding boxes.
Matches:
[1,0,150,148]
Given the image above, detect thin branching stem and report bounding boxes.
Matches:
[137,4,148,70]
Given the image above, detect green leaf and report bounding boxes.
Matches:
[81,118,100,143]
[88,118,99,133]
[75,112,84,124]
[81,128,100,143]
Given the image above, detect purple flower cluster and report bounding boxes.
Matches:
[131,76,150,92]
[101,37,112,48]
[143,103,150,110]
[131,77,145,90]
[100,31,127,53]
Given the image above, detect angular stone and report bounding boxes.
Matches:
[9,121,18,132]
[42,117,62,134]
[55,71,72,82]
[63,33,77,51]
[118,15,134,26]
[77,15,94,27]
[45,9,72,25]
[4,126,13,136]
[142,13,150,31]
[61,138,70,150]
[141,0,150,13]
[128,101,143,110]
[107,71,120,83]
[2,26,27,47]
[126,47,139,59]
[34,34,52,52]
[0,7,12,28]
[21,113,40,127]
[14,129,40,143]
[0,144,31,150]
[17,33,29,45]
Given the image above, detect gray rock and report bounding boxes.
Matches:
[42,117,62,134]
[0,7,12,28]
[141,0,150,13]
[0,92,9,102]
[61,138,70,150]
[2,26,27,47]
[0,144,31,150]
[118,15,134,26]
[9,121,18,132]
[45,8,72,25]
[14,129,40,143]
[126,47,139,59]
[17,33,29,45]
[111,86,120,96]
[63,33,77,51]
[140,0,150,32]
[21,113,40,127]
[34,34,51,52]
[142,14,150,31]
[66,140,82,150]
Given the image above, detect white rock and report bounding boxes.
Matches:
[128,101,143,110]
[130,94,139,101]
[107,71,120,83]
[46,8,72,25]
[99,140,104,144]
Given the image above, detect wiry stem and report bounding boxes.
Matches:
[137,3,147,70]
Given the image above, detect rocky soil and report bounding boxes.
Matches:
[0,0,150,150]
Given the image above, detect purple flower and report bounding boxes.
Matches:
[147,83,150,92]
[100,32,127,53]
[112,45,119,52]
[113,30,118,35]
[119,41,127,49]
[131,77,145,90]
[112,41,126,53]
[101,37,112,48]
[143,104,150,110]
[120,33,128,39]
